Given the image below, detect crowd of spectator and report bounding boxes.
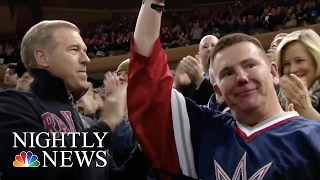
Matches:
[1,0,320,65]
[1,1,320,179]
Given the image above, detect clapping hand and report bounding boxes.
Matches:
[280,74,312,113]
[99,72,127,131]
[77,82,100,115]
[180,55,205,87]
[174,62,191,88]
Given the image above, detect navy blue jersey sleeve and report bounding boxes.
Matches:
[184,97,232,172]
[170,89,232,178]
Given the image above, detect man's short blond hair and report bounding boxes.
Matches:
[20,20,80,71]
[210,33,265,65]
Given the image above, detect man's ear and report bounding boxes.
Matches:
[34,48,49,68]
[270,62,280,86]
[213,83,222,97]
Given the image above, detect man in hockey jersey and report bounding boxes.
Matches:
[127,0,320,179]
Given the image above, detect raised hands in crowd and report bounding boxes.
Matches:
[174,55,204,88]
[280,74,320,118]
[76,72,127,131]
[77,82,103,116]
[174,61,191,88]
[180,55,204,87]
[100,72,127,131]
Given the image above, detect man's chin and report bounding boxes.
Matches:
[236,103,260,113]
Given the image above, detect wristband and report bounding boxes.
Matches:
[151,3,166,12]
[142,0,166,12]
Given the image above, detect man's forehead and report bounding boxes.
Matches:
[212,42,262,72]
[200,36,218,47]
[54,28,86,48]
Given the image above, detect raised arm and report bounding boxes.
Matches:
[128,1,203,179]
[133,0,163,56]
[128,0,182,179]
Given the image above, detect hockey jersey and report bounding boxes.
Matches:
[127,37,320,180]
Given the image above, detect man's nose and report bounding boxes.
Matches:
[236,69,249,86]
[80,53,91,64]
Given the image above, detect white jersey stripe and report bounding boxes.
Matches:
[171,89,198,179]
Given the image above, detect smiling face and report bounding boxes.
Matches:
[43,27,90,92]
[212,42,279,119]
[280,41,317,88]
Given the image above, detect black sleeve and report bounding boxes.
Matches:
[108,145,152,180]
[0,90,112,180]
[193,79,214,105]
[179,79,214,106]
[180,82,197,100]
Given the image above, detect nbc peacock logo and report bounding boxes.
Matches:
[13,151,40,167]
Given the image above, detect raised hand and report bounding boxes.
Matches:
[280,74,312,113]
[99,72,127,131]
[174,62,191,88]
[180,55,205,87]
[93,93,103,110]
[77,82,99,115]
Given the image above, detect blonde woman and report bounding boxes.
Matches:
[275,29,320,120]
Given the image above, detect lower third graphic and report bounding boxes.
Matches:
[13,151,40,167]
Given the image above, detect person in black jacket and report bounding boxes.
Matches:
[175,35,217,105]
[0,20,151,180]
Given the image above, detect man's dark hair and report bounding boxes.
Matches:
[210,33,265,65]
[7,63,17,69]
[14,61,27,78]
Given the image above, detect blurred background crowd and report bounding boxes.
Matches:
[1,0,320,179]
[1,0,320,64]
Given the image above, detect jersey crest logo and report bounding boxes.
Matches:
[214,152,272,180]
